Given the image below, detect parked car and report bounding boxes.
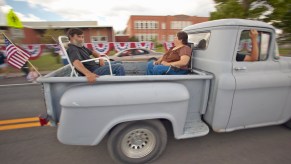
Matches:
[109,48,163,62]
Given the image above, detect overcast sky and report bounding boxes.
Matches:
[1,0,216,31]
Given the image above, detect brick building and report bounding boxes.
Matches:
[1,21,115,44]
[125,15,208,43]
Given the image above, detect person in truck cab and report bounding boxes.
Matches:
[236,29,259,62]
[146,31,191,75]
[66,28,125,83]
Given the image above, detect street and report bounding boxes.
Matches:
[0,77,291,164]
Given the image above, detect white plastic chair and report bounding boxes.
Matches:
[58,36,113,77]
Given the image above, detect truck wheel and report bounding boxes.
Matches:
[284,119,291,129]
[108,120,167,164]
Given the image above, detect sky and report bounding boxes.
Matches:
[1,0,216,31]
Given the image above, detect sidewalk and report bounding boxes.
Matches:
[0,71,51,78]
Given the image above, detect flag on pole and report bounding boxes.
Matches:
[3,34,31,69]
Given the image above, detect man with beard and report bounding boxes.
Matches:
[66,28,125,83]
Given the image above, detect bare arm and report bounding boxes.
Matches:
[73,60,98,84]
[92,50,105,66]
[244,29,259,62]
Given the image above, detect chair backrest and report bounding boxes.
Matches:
[187,43,194,71]
[58,36,78,77]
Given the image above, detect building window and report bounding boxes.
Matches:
[134,21,159,29]
[91,36,108,42]
[136,33,158,41]
[168,35,175,42]
[170,21,192,29]
[161,23,166,29]
[162,35,166,42]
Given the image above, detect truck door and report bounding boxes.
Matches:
[227,29,290,130]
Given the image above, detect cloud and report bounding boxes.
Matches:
[0,4,44,22]
[11,0,216,30]
[16,12,45,21]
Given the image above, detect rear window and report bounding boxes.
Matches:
[188,32,211,50]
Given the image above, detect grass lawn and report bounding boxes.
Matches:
[279,48,291,57]
[7,53,63,73]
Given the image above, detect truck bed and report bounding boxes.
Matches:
[38,61,213,142]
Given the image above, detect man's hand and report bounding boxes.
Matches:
[249,29,258,40]
[85,72,99,84]
[99,59,105,66]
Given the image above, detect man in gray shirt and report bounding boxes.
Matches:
[67,28,125,83]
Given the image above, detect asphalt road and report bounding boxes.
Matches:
[0,77,291,164]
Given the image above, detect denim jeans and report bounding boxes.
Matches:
[92,62,125,76]
[146,61,188,75]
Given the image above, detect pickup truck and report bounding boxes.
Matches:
[38,19,291,164]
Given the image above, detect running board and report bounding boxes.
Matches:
[178,119,209,139]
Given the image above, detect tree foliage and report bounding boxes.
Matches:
[210,0,291,34]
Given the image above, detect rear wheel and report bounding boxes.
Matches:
[108,120,167,164]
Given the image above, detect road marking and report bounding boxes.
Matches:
[0,117,50,131]
[0,117,39,125]
[0,122,41,131]
[0,83,39,87]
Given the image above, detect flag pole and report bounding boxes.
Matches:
[2,33,42,77]
[27,60,42,77]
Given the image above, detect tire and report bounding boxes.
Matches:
[108,120,167,164]
[284,119,291,129]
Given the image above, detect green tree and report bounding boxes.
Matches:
[40,29,65,44]
[211,0,291,41]
[129,36,139,42]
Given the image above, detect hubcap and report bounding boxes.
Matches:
[121,128,156,158]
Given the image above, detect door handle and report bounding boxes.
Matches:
[234,66,247,71]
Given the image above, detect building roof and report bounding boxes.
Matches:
[183,19,275,31]
[21,21,112,29]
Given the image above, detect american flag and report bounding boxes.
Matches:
[4,35,31,69]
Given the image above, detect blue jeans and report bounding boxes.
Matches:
[146,61,188,75]
[93,62,125,76]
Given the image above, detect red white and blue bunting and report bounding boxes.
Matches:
[92,42,110,54]
[163,42,174,51]
[135,42,151,49]
[21,44,43,60]
[113,42,130,52]
[0,41,162,60]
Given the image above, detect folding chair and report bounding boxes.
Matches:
[58,36,113,77]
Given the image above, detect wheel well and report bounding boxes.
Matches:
[108,119,174,137]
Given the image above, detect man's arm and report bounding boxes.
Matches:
[92,50,105,66]
[244,29,259,62]
[73,60,98,84]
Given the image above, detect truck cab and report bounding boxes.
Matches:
[184,19,291,132]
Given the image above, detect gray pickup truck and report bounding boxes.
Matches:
[38,19,291,164]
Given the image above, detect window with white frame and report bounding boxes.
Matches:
[134,21,159,29]
[170,21,191,29]
[161,23,166,29]
[168,35,175,42]
[91,36,108,42]
[136,33,158,41]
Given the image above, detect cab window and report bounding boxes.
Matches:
[236,30,271,62]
